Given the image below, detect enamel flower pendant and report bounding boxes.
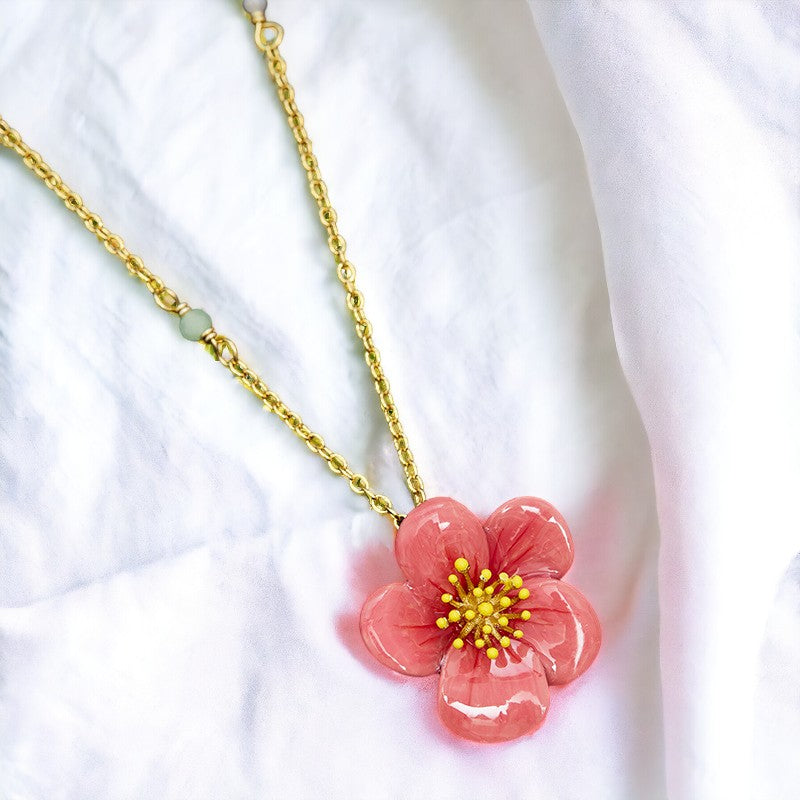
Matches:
[360,497,601,743]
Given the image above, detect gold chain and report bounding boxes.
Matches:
[254,19,426,509]
[0,16,426,529]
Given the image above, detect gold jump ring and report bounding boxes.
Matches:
[255,21,283,51]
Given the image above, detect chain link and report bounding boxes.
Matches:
[257,21,426,508]
[0,108,417,528]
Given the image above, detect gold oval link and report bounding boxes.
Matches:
[249,377,269,399]
[309,179,327,200]
[388,420,404,438]
[346,290,363,310]
[43,172,62,190]
[125,255,151,281]
[215,337,239,366]
[237,366,258,390]
[262,390,280,408]
[337,262,355,282]
[369,494,393,514]
[272,404,290,422]
[328,453,348,474]
[228,358,247,379]
[104,234,125,256]
[269,55,287,77]
[147,276,165,295]
[285,412,302,429]
[307,433,325,451]
[292,127,309,146]
[319,207,336,227]
[85,213,102,230]
[349,474,369,494]
[154,287,181,312]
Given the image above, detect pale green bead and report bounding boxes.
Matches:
[179,308,212,341]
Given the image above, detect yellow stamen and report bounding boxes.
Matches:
[457,619,478,641]
[434,555,532,659]
[492,580,515,603]
[477,601,494,617]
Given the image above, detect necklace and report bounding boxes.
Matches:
[0,0,601,744]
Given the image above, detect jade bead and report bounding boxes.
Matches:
[179,309,212,341]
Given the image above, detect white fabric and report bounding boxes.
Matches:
[0,1,796,799]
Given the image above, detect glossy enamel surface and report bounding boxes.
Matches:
[517,578,601,685]
[438,641,550,743]
[484,497,574,581]
[394,497,490,602]
[360,581,449,676]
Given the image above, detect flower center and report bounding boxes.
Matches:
[434,557,532,659]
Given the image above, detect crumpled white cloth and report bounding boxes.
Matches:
[0,2,797,799]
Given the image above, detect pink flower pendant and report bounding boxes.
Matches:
[359,497,601,744]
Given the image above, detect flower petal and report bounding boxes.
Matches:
[516,578,601,685]
[395,497,490,601]
[437,641,550,743]
[359,582,448,677]
[484,496,574,580]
